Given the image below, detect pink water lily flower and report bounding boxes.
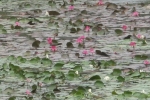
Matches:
[130,41,136,47]
[76,38,83,44]
[89,48,95,54]
[79,36,86,40]
[47,37,53,44]
[122,25,128,31]
[136,34,144,39]
[26,90,32,95]
[132,11,139,17]
[51,46,57,52]
[144,60,150,65]
[15,22,20,26]
[82,50,88,55]
[85,26,90,32]
[97,0,104,5]
[68,5,74,10]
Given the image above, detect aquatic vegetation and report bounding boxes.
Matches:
[0,0,150,100]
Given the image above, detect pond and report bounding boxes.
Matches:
[0,0,150,100]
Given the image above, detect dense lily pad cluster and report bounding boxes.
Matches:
[0,0,150,100]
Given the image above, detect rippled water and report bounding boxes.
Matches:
[108,0,150,4]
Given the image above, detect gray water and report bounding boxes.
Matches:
[108,0,150,4]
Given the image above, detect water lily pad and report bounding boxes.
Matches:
[134,54,148,60]
[53,63,64,70]
[47,11,60,16]
[115,29,123,36]
[8,96,16,100]
[32,40,40,49]
[94,80,104,88]
[89,75,101,81]
[117,76,125,82]
[111,69,121,76]
[66,42,74,48]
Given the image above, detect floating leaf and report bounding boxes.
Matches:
[115,29,123,36]
[74,19,83,26]
[66,42,74,48]
[112,90,118,95]
[8,96,16,100]
[95,50,109,57]
[47,11,60,15]
[133,92,148,99]
[41,58,52,66]
[31,84,37,93]
[0,29,7,34]
[129,71,140,78]
[66,73,75,80]
[117,76,125,82]
[134,54,148,60]
[49,83,57,91]
[53,63,64,70]
[124,35,132,39]
[73,64,83,72]
[70,28,81,33]
[0,24,4,29]
[94,81,104,88]
[14,25,23,29]
[48,0,56,6]
[28,21,36,25]
[89,75,101,81]
[30,57,41,64]
[32,40,40,49]
[123,91,132,97]
[106,3,118,10]
[111,69,121,76]
[104,60,116,67]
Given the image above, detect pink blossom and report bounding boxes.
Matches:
[132,11,139,17]
[136,34,144,39]
[79,36,86,40]
[89,48,95,54]
[82,50,88,55]
[144,60,150,65]
[47,37,53,44]
[25,90,32,95]
[97,0,104,5]
[130,41,136,47]
[68,5,74,10]
[85,26,90,32]
[122,25,127,31]
[76,38,83,44]
[15,22,20,26]
[51,46,57,52]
